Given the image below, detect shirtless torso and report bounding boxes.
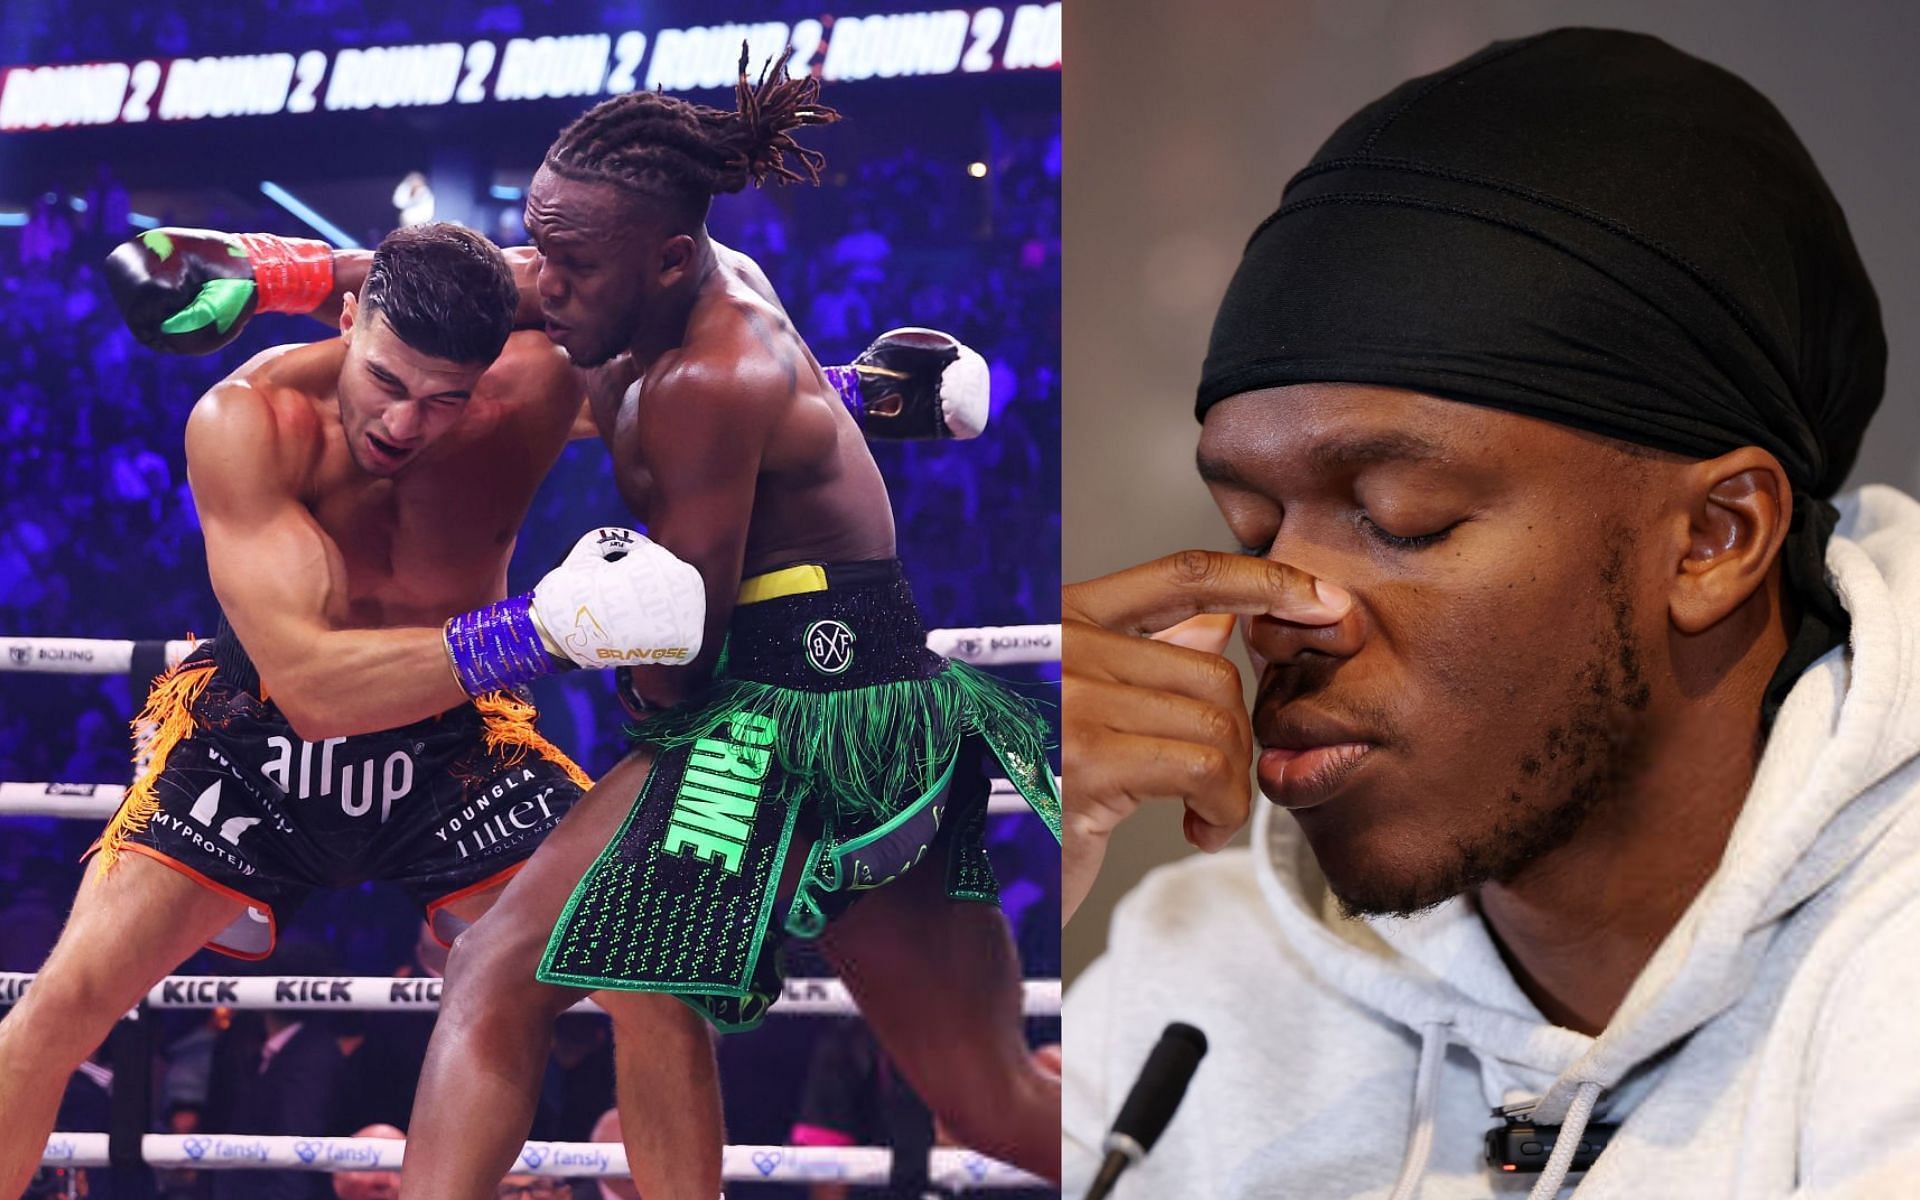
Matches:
[589,243,895,572]
[586,242,896,711]
[212,332,579,627]
[187,324,587,738]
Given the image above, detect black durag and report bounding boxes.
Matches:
[1197,28,1886,726]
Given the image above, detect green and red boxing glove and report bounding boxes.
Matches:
[104,228,334,355]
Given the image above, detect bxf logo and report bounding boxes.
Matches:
[804,620,856,675]
[6,646,27,666]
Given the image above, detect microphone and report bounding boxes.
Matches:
[1084,1022,1209,1200]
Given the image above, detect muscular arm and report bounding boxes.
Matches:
[624,353,786,703]
[185,383,470,740]
[308,250,367,326]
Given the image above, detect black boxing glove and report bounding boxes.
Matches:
[105,228,335,355]
[822,327,989,440]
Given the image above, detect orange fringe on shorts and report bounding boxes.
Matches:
[474,690,594,791]
[96,660,216,872]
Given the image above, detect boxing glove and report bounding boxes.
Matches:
[105,228,334,355]
[822,327,990,440]
[443,527,705,696]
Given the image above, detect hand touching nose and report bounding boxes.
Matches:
[1061,550,1351,925]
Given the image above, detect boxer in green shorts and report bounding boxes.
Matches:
[400,50,1063,1200]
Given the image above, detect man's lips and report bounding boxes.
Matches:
[1257,744,1374,810]
[1254,708,1378,810]
[366,432,414,465]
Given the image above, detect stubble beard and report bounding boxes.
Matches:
[1332,536,1656,920]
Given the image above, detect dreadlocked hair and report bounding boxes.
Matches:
[545,43,840,223]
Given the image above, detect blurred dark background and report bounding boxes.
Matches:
[0,1,1059,1194]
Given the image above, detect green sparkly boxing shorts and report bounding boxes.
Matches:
[536,559,1060,1030]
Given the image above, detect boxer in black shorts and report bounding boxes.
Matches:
[0,223,708,1196]
[98,639,591,958]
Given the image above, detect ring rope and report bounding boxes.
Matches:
[0,625,1062,674]
[0,973,1062,1019]
[0,778,1059,820]
[38,1133,1047,1186]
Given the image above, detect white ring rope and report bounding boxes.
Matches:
[921,624,1059,666]
[0,778,1059,820]
[0,625,1061,674]
[0,973,1062,1019]
[0,637,199,675]
[39,1133,1048,1186]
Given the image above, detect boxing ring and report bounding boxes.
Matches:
[2,624,1061,1190]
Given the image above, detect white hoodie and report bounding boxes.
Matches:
[1064,485,1920,1199]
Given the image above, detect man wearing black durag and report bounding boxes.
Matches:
[1062,29,1920,1198]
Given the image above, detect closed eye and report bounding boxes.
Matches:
[1358,513,1457,550]
[1235,513,1462,558]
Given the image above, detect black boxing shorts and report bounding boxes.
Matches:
[87,641,590,958]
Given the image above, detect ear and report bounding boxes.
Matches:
[657,234,698,287]
[1667,447,1791,635]
[339,290,361,340]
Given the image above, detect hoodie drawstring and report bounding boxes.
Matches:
[1385,1021,1450,1200]
[1528,1081,1602,1199]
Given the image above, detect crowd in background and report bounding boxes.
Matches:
[0,87,1060,1198]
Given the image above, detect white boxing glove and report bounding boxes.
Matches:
[529,527,705,669]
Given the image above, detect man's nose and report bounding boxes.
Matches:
[382,399,423,442]
[1243,594,1367,670]
[536,256,565,308]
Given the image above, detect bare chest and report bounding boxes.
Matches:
[305,449,524,627]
